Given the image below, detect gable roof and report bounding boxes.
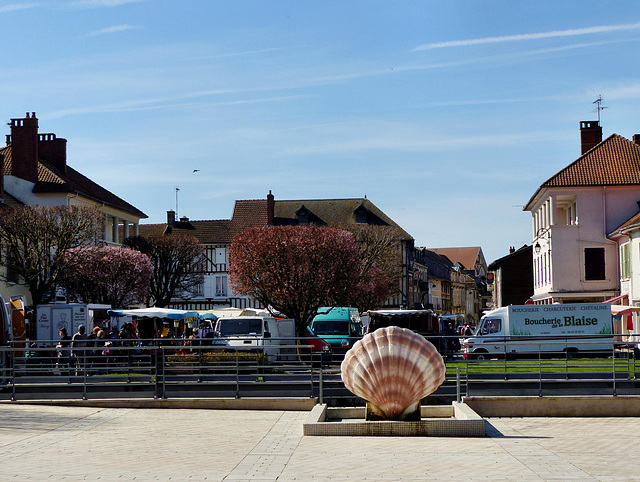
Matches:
[430,247,482,271]
[525,134,640,210]
[231,199,269,238]
[230,197,412,240]
[139,219,231,244]
[488,245,532,270]
[0,145,147,218]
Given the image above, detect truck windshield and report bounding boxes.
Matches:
[311,320,350,335]
[218,319,263,336]
[479,318,502,335]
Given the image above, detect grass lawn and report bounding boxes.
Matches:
[445,357,639,376]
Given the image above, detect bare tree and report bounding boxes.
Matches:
[124,234,205,307]
[0,205,103,305]
[340,224,403,312]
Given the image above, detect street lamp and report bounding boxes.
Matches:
[534,227,550,255]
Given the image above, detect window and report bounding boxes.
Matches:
[567,201,577,225]
[215,275,228,297]
[481,318,502,334]
[585,247,606,281]
[555,196,577,226]
[6,249,18,284]
[193,282,204,297]
[621,243,630,280]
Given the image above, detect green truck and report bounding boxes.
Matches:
[308,307,363,354]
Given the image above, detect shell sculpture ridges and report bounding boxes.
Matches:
[341,326,446,420]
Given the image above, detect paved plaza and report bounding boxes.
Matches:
[1,403,639,480]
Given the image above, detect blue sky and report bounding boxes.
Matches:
[3,1,640,263]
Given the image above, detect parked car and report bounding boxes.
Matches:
[305,326,332,365]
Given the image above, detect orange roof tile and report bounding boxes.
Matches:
[543,134,640,187]
[0,144,146,218]
[525,134,640,210]
[430,247,481,271]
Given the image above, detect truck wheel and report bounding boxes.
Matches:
[474,350,489,361]
[564,348,578,359]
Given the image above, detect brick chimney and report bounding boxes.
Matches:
[0,150,4,200]
[8,112,39,183]
[579,120,602,155]
[38,133,67,174]
[633,134,640,146]
[267,190,275,225]
[167,210,176,226]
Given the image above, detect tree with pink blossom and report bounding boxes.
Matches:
[229,225,361,337]
[62,245,153,308]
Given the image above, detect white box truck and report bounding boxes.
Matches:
[36,304,111,346]
[213,316,296,363]
[463,303,614,359]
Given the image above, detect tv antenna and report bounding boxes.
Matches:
[175,187,180,217]
[592,95,607,123]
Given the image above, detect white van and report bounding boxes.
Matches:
[463,303,614,359]
[214,316,296,363]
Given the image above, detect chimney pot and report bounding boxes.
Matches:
[38,133,67,173]
[267,190,275,225]
[579,120,602,155]
[9,113,39,183]
[167,210,176,226]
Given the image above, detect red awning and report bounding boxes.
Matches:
[605,294,628,303]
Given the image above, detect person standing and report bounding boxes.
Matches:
[56,328,71,376]
[71,325,89,376]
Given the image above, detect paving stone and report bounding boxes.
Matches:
[1,405,640,480]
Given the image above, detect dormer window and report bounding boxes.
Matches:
[355,206,368,223]
[296,206,310,225]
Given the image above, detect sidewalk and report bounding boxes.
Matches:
[1,403,639,480]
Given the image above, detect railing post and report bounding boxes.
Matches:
[235,349,240,399]
[612,342,617,397]
[503,336,507,380]
[162,348,167,400]
[82,346,87,401]
[309,349,314,399]
[538,343,543,398]
[318,360,324,405]
[456,367,461,403]
[11,347,16,402]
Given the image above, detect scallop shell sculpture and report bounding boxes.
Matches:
[341,326,446,420]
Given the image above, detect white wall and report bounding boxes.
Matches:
[531,185,640,300]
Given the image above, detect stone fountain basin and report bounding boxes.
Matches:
[303,402,485,437]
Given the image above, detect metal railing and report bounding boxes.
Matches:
[0,334,638,402]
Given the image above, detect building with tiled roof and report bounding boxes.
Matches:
[230,191,415,308]
[141,192,416,310]
[138,212,234,310]
[0,112,147,304]
[487,245,533,308]
[429,247,487,277]
[524,120,640,305]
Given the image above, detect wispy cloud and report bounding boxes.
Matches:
[190,48,284,60]
[69,0,147,7]
[0,2,44,13]
[85,24,140,37]
[413,22,640,50]
[602,83,640,100]
[47,94,305,119]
